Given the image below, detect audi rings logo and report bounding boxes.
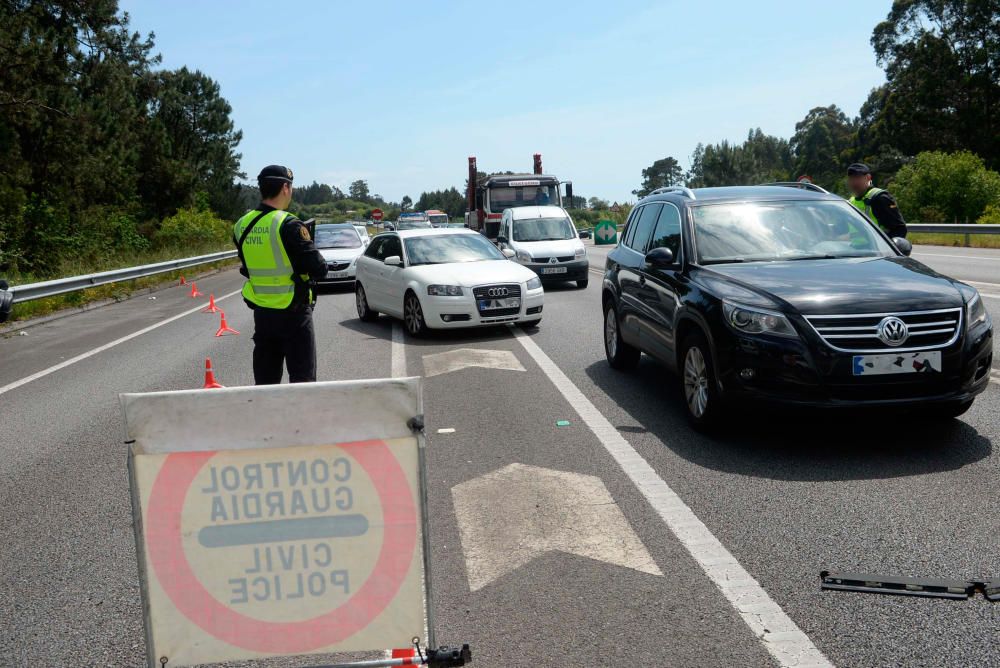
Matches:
[877,316,909,347]
[487,287,509,298]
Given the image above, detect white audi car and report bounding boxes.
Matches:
[355,229,544,336]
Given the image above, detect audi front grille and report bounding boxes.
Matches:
[472,284,522,317]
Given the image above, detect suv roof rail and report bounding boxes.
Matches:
[760,181,830,194]
[648,186,696,199]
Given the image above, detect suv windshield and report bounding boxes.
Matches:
[691,200,896,264]
[488,184,559,210]
[513,217,575,242]
[314,226,361,249]
[404,234,504,266]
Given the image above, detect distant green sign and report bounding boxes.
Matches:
[594,219,617,245]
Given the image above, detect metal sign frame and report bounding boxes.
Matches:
[122,378,438,668]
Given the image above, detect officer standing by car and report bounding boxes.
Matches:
[846,162,907,238]
[234,165,327,384]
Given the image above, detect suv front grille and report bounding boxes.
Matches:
[804,308,962,352]
[472,284,522,316]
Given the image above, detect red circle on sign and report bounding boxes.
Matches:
[144,440,417,653]
[371,209,383,221]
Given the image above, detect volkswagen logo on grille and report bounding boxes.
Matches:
[487,287,509,297]
[877,316,909,346]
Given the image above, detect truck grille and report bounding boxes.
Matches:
[473,284,522,317]
[804,308,962,352]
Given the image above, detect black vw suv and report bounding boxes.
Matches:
[601,184,993,429]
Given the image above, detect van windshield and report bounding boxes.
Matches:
[513,217,576,242]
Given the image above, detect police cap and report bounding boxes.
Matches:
[257,164,294,184]
[846,162,871,176]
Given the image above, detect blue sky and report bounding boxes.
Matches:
[120,1,892,204]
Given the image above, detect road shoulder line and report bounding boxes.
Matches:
[0,289,242,398]
[511,327,833,668]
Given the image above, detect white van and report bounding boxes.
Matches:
[497,206,589,288]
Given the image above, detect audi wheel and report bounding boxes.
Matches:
[403,291,428,337]
[356,284,378,322]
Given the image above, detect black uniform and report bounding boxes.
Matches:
[236,202,327,385]
[866,189,908,239]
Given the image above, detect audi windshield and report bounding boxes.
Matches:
[691,200,897,264]
[404,234,505,266]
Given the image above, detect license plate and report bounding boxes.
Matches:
[328,272,348,279]
[541,267,567,274]
[479,298,521,310]
[852,351,942,376]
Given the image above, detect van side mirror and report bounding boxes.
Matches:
[501,248,516,259]
[644,246,675,269]
[892,237,912,257]
[384,255,402,267]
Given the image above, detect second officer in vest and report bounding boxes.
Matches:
[234,165,327,384]
[846,162,907,239]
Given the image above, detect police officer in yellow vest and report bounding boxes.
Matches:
[234,165,327,384]
[846,162,907,239]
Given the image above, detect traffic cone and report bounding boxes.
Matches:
[179,275,187,286]
[202,294,219,313]
[202,358,224,389]
[189,282,203,298]
[215,311,239,337]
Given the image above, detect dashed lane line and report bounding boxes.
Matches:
[511,326,834,668]
[0,289,242,398]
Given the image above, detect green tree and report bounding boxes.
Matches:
[401,195,412,210]
[348,179,370,202]
[687,130,792,188]
[633,157,683,197]
[790,105,856,190]
[868,0,1000,168]
[892,151,1000,223]
[588,197,610,210]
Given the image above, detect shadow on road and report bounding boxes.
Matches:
[584,356,992,482]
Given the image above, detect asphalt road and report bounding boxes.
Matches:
[1,245,998,667]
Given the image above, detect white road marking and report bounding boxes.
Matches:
[452,463,662,591]
[914,251,1000,261]
[990,370,1000,386]
[391,321,406,378]
[511,328,833,668]
[977,292,1000,300]
[0,289,242,398]
[422,348,525,378]
[437,428,456,434]
[968,280,1000,290]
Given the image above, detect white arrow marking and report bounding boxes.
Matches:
[452,463,662,591]
[596,225,614,241]
[422,348,526,378]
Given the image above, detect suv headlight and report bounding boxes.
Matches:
[516,250,533,263]
[574,246,586,258]
[427,285,463,296]
[967,292,989,329]
[723,300,798,337]
[526,276,542,291]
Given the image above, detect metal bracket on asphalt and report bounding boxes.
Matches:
[821,571,1000,601]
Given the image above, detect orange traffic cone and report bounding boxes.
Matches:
[202,358,224,389]
[179,275,187,286]
[215,311,239,337]
[189,282,203,298]
[202,294,219,313]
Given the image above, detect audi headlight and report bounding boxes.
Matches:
[574,246,586,258]
[427,284,463,296]
[722,300,798,337]
[526,276,542,291]
[967,292,988,329]
[516,250,533,263]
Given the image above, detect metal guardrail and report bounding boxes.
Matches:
[7,250,237,304]
[907,224,1000,234]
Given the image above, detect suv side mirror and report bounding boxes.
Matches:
[384,255,402,267]
[892,237,912,257]
[644,246,675,269]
